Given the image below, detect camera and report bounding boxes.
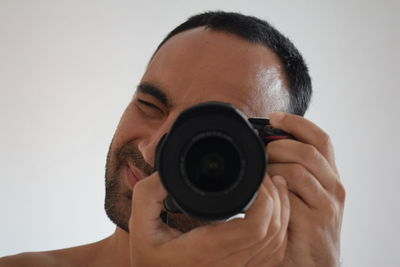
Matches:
[155,102,291,221]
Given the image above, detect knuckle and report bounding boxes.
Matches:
[268,182,280,198]
[303,144,320,162]
[319,131,332,149]
[265,194,278,215]
[313,224,328,241]
[318,194,344,226]
[266,194,275,210]
[288,163,308,181]
[246,225,267,244]
[285,164,310,187]
[324,199,338,217]
[264,192,274,204]
[269,217,281,237]
[334,180,346,204]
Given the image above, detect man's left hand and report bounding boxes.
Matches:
[267,112,346,267]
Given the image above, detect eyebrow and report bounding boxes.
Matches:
[136,82,172,108]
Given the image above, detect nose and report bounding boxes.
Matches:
[138,133,164,168]
[138,118,173,168]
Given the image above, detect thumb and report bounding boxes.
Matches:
[129,172,171,239]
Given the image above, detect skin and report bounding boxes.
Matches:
[0,27,345,267]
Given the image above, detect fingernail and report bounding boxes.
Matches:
[270,112,285,124]
[272,175,287,186]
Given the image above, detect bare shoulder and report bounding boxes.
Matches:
[0,234,114,267]
[0,243,95,267]
[0,238,108,267]
[0,252,64,267]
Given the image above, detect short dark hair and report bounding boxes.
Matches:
[152,11,312,116]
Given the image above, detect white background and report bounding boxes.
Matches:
[1,0,399,266]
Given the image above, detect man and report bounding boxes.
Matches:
[0,11,345,266]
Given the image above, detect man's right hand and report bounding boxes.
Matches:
[128,171,290,267]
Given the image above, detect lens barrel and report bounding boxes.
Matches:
[155,102,267,220]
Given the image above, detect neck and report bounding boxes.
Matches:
[87,227,131,267]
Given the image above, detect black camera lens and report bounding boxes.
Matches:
[156,102,267,220]
[182,135,242,193]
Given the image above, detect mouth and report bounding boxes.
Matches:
[125,162,145,189]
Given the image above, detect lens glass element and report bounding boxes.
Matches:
[183,136,242,193]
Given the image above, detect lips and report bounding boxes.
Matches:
[125,162,145,189]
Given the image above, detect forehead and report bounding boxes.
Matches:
[141,27,289,117]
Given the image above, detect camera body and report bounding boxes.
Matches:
[155,102,291,221]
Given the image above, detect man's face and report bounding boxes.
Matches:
[105,27,290,232]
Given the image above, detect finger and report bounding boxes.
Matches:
[251,175,284,248]
[273,175,290,244]
[245,176,290,267]
[214,176,289,266]
[263,175,282,239]
[130,172,169,237]
[268,163,330,208]
[187,174,276,257]
[247,173,281,234]
[261,232,288,267]
[269,112,338,174]
[267,139,338,191]
[218,233,288,267]
[247,233,288,267]
[230,173,275,235]
[287,191,309,225]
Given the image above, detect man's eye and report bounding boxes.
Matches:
[136,99,164,116]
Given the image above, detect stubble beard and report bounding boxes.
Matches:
[104,140,210,233]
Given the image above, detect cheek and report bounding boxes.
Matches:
[112,105,151,150]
